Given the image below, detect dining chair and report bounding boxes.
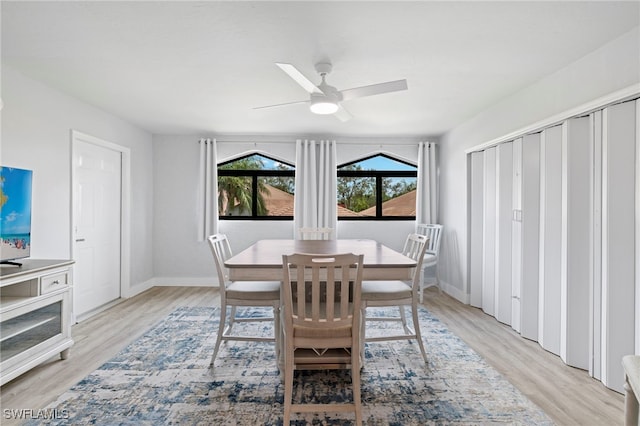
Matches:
[416,223,444,301]
[297,227,334,240]
[207,234,281,367]
[281,252,364,424]
[360,233,429,364]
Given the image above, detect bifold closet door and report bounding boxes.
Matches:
[560,116,591,369]
[496,142,513,325]
[511,138,523,333]
[482,147,497,316]
[539,125,563,356]
[520,133,541,341]
[469,151,484,308]
[601,100,637,393]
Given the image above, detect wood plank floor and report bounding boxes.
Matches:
[0,286,624,425]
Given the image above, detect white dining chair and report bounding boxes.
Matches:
[416,223,443,301]
[207,234,281,367]
[281,252,364,424]
[360,233,429,364]
[297,227,334,240]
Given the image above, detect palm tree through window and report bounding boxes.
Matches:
[217,153,294,219]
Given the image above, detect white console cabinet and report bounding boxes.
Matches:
[1,259,74,386]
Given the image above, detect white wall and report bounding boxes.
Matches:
[151,134,428,284]
[439,26,640,300]
[1,66,155,289]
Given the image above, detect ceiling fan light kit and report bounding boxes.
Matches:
[310,97,339,114]
[256,61,408,121]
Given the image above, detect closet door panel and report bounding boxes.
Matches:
[591,111,603,380]
[470,151,484,308]
[482,147,497,316]
[539,125,563,355]
[636,99,640,357]
[521,133,541,341]
[511,138,523,333]
[496,142,513,325]
[561,116,591,369]
[601,100,636,393]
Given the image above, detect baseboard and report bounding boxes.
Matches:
[440,280,469,304]
[121,277,220,300]
[124,278,156,298]
[152,277,220,287]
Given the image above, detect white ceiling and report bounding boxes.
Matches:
[2,1,639,137]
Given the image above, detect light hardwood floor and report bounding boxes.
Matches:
[0,286,624,425]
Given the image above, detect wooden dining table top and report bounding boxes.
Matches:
[224,239,416,281]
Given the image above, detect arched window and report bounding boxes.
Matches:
[217,153,294,219]
[337,154,417,220]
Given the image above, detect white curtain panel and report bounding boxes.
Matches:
[416,141,438,225]
[197,138,218,241]
[294,139,338,238]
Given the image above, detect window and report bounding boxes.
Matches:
[218,153,294,219]
[337,154,417,220]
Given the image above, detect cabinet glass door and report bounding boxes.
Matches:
[1,301,62,361]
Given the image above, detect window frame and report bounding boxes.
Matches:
[217,153,295,220]
[337,153,417,221]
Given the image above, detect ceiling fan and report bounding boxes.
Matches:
[254,62,408,122]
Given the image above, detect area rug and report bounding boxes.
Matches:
[32,306,553,425]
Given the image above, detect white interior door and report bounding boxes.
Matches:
[73,137,122,319]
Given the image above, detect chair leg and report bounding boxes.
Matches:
[399,306,412,334]
[419,266,426,303]
[211,304,228,367]
[360,305,367,367]
[411,301,428,364]
[227,305,237,332]
[283,346,294,425]
[273,305,281,366]
[352,344,363,424]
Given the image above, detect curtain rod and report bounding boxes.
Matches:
[201,139,436,146]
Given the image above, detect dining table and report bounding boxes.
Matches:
[224,238,416,281]
[223,238,417,371]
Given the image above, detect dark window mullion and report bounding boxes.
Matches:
[376,175,383,218]
[252,175,258,217]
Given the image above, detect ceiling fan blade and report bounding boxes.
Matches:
[253,99,309,110]
[276,63,323,94]
[333,105,352,122]
[340,79,408,102]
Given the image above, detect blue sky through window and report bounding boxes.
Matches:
[244,154,293,170]
[340,155,415,171]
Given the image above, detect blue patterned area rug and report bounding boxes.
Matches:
[33,306,552,425]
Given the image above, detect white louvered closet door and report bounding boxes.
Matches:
[495,142,513,325]
[469,151,484,308]
[482,147,497,316]
[539,125,563,356]
[560,116,592,370]
[495,142,513,326]
[467,97,639,394]
[600,99,637,393]
[520,133,541,341]
[511,138,523,333]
